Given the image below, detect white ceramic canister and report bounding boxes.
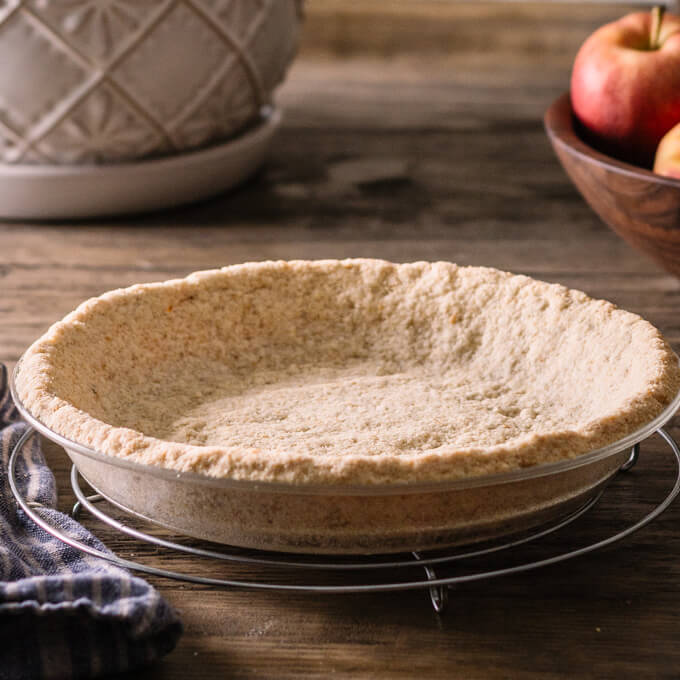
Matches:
[0,0,301,165]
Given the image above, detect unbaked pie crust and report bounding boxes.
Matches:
[16,259,680,486]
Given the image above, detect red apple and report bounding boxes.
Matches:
[653,121,680,178]
[571,8,680,167]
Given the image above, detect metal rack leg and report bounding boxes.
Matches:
[72,494,104,520]
[413,552,449,613]
[621,444,640,472]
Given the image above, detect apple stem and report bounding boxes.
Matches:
[651,5,666,49]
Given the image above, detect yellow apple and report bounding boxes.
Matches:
[653,122,680,178]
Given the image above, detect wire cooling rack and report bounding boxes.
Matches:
[9,426,680,613]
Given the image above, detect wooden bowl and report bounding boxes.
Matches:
[545,92,680,278]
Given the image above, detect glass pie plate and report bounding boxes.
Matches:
[11,356,680,556]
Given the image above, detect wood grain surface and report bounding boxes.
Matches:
[3,2,680,678]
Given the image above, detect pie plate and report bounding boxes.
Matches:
[0,108,280,220]
[11,260,680,554]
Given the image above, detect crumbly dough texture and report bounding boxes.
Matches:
[16,259,680,485]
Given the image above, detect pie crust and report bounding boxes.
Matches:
[15,259,680,486]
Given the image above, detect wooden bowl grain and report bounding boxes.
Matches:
[545,92,680,278]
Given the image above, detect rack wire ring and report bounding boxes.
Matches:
[67,466,606,614]
[68,465,603,572]
[8,426,680,614]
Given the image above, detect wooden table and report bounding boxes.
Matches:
[3,3,680,677]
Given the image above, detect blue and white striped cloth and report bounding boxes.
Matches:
[0,364,182,679]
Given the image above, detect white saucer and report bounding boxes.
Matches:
[0,109,281,220]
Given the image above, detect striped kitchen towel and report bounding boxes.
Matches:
[0,364,182,680]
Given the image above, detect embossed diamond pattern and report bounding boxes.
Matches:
[0,1,17,23]
[28,0,160,61]
[206,0,266,40]
[0,128,44,163]
[172,57,255,149]
[112,3,229,125]
[0,0,299,164]
[0,130,13,158]
[36,83,165,163]
[244,0,299,92]
[0,12,86,135]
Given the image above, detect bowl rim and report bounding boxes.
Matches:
[544,91,680,187]
[10,353,680,497]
